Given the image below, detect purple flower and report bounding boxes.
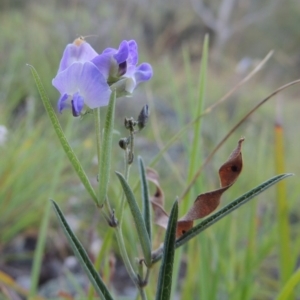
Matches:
[92,40,153,96]
[52,38,152,116]
[52,38,111,116]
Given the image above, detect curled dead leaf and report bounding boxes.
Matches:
[147,138,245,238]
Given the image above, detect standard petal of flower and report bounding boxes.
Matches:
[102,47,116,55]
[57,42,98,73]
[78,62,112,109]
[128,40,138,65]
[53,62,111,110]
[92,53,113,79]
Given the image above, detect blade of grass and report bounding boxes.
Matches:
[179,36,209,300]
[155,200,178,300]
[185,34,208,203]
[98,91,116,206]
[0,271,45,300]
[65,269,87,298]
[238,197,257,300]
[50,199,114,300]
[152,173,293,263]
[274,103,293,293]
[115,172,152,267]
[276,269,300,300]
[28,65,98,204]
[87,229,114,300]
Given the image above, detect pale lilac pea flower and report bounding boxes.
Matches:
[52,38,111,116]
[52,38,152,116]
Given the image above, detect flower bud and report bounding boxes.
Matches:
[119,137,130,150]
[137,105,149,130]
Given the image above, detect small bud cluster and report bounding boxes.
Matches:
[119,105,150,164]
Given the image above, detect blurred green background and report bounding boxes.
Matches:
[1,0,300,299]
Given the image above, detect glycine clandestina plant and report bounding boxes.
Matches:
[29,36,293,300]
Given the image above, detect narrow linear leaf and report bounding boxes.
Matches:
[28,65,98,204]
[99,91,116,206]
[155,200,178,300]
[176,173,293,249]
[138,156,152,243]
[151,173,292,264]
[276,268,300,300]
[274,119,293,289]
[50,200,114,300]
[115,172,152,267]
[186,34,208,197]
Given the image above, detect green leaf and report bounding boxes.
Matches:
[276,268,300,300]
[28,65,98,204]
[176,173,293,248]
[151,173,293,264]
[50,199,114,300]
[115,172,152,267]
[274,122,293,289]
[138,156,152,243]
[98,91,116,206]
[155,200,178,300]
[185,34,209,204]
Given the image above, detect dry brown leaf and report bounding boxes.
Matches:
[146,168,169,228]
[147,138,245,238]
[146,168,164,207]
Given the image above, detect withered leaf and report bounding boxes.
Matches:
[147,138,245,238]
[146,168,169,228]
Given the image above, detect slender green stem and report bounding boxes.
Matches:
[128,131,134,164]
[94,108,101,166]
[119,149,131,225]
[139,288,147,300]
[144,268,151,285]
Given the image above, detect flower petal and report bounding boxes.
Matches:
[71,92,84,116]
[128,40,138,65]
[91,53,112,79]
[125,77,137,94]
[57,42,98,73]
[53,62,111,110]
[52,62,83,95]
